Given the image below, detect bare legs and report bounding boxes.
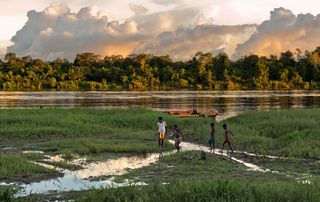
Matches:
[222,142,233,153]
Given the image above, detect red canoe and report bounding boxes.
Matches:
[164,109,198,115]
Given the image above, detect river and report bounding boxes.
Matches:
[1,90,320,120]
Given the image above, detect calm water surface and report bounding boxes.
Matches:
[1,90,320,120]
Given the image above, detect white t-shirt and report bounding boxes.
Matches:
[157,121,167,133]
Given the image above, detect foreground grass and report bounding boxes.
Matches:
[4,179,320,202]
[115,151,287,184]
[0,108,189,154]
[75,179,320,202]
[221,109,320,159]
[1,108,320,157]
[1,108,320,184]
[232,153,320,177]
[0,153,59,182]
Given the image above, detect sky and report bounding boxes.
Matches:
[1,0,320,60]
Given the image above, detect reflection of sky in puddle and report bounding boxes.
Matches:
[15,139,273,196]
[16,151,175,196]
[18,172,115,197]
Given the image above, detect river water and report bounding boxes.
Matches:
[1,90,320,120]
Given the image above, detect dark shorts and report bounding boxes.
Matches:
[175,137,181,144]
[208,137,215,145]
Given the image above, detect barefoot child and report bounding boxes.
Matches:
[157,117,167,149]
[222,123,235,153]
[208,123,215,152]
[170,124,185,151]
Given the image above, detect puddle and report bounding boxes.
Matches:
[43,154,87,166]
[0,182,15,186]
[18,172,115,197]
[10,141,288,196]
[22,151,44,154]
[73,152,174,179]
[16,151,175,196]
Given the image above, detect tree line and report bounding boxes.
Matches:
[1,48,320,90]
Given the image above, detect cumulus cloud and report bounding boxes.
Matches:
[8,3,320,61]
[8,3,256,60]
[151,0,182,6]
[233,7,320,58]
[131,7,208,33]
[137,24,256,60]
[129,3,148,16]
[8,4,147,60]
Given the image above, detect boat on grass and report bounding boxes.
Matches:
[164,109,218,118]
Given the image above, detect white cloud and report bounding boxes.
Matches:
[150,0,182,6]
[137,24,256,60]
[9,3,255,60]
[233,7,320,58]
[5,3,320,61]
[7,4,148,60]
[129,3,149,16]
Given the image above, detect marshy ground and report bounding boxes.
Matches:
[1,108,320,201]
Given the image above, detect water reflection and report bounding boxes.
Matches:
[1,91,320,120]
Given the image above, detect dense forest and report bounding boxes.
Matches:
[1,47,320,90]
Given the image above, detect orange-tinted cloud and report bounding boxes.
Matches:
[233,8,320,58]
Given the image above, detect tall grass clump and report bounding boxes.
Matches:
[76,179,320,202]
[1,108,319,157]
[210,109,320,158]
[0,153,56,181]
[0,108,209,154]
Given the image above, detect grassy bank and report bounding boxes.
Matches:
[115,151,287,184]
[4,179,320,202]
[1,108,320,157]
[75,179,320,202]
[1,108,320,184]
[0,108,189,154]
[0,153,59,183]
[1,108,320,201]
[217,109,320,159]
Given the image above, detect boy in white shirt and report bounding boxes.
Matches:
[157,116,167,148]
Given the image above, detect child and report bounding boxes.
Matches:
[170,124,185,151]
[222,123,235,153]
[157,117,167,149]
[208,123,215,152]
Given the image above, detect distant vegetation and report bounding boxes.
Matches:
[1,47,320,90]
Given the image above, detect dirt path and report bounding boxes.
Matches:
[176,141,276,172]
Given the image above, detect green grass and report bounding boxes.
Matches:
[115,151,287,184]
[2,108,320,158]
[0,108,209,141]
[74,179,320,202]
[0,186,19,202]
[0,153,59,182]
[232,153,320,177]
[0,108,205,155]
[219,109,320,158]
[1,108,320,185]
